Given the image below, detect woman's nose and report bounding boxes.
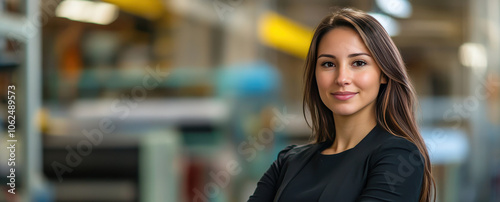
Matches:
[335,64,352,86]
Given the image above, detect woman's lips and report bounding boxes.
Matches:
[331,92,357,101]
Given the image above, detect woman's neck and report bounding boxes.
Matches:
[322,105,377,155]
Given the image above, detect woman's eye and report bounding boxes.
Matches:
[322,62,335,68]
[353,60,367,67]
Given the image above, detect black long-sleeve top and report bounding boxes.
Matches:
[248,124,424,202]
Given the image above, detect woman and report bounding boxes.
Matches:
[248,8,435,202]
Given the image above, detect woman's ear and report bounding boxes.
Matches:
[380,74,388,84]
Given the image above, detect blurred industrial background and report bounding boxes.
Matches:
[0,0,499,201]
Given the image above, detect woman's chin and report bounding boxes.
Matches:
[330,108,357,116]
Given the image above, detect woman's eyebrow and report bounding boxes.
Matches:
[317,52,371,59]
[348,53,371,58]
[317,54,336,59]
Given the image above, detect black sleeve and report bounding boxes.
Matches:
[247,145,297,202]
[357,138,425,202]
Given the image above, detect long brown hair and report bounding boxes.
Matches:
[302,8,435,202]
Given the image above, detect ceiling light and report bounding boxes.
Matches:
[375,0,412,18]
[56,0,119,25]
[459,43,487,73]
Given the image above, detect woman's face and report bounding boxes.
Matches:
[315,27,386,117]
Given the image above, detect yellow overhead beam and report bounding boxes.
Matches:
[102,0,165,20]
[258,11,313,59]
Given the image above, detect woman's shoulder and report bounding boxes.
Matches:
[374,130,420,152]
[278,143,314,156]
[276,142,323,161]
[369,129,424,166]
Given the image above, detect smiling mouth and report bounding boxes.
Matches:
[331,92,357,101]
